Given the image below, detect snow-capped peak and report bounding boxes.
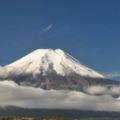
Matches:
[5,49,105,78]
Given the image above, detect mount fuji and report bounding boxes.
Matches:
[0,49,119,90]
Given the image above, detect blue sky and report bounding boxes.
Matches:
[0,0,120,79]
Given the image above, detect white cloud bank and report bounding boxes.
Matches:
[85,85,120,96]
[1,81,120,112]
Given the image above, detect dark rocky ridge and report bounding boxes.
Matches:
[1,106,120,118]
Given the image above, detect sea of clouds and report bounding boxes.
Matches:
[0,80,120,111]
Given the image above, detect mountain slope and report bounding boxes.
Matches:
[5,49,104,78]
[0,49,119,90]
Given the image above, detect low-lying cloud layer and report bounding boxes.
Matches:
[85,85,120,96]
[0,80,120,112]
[106,72,120,79]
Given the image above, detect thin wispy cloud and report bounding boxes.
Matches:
[105,72,120,79]
[42,24,53,32]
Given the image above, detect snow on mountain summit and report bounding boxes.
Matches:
[5,49,105,78]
